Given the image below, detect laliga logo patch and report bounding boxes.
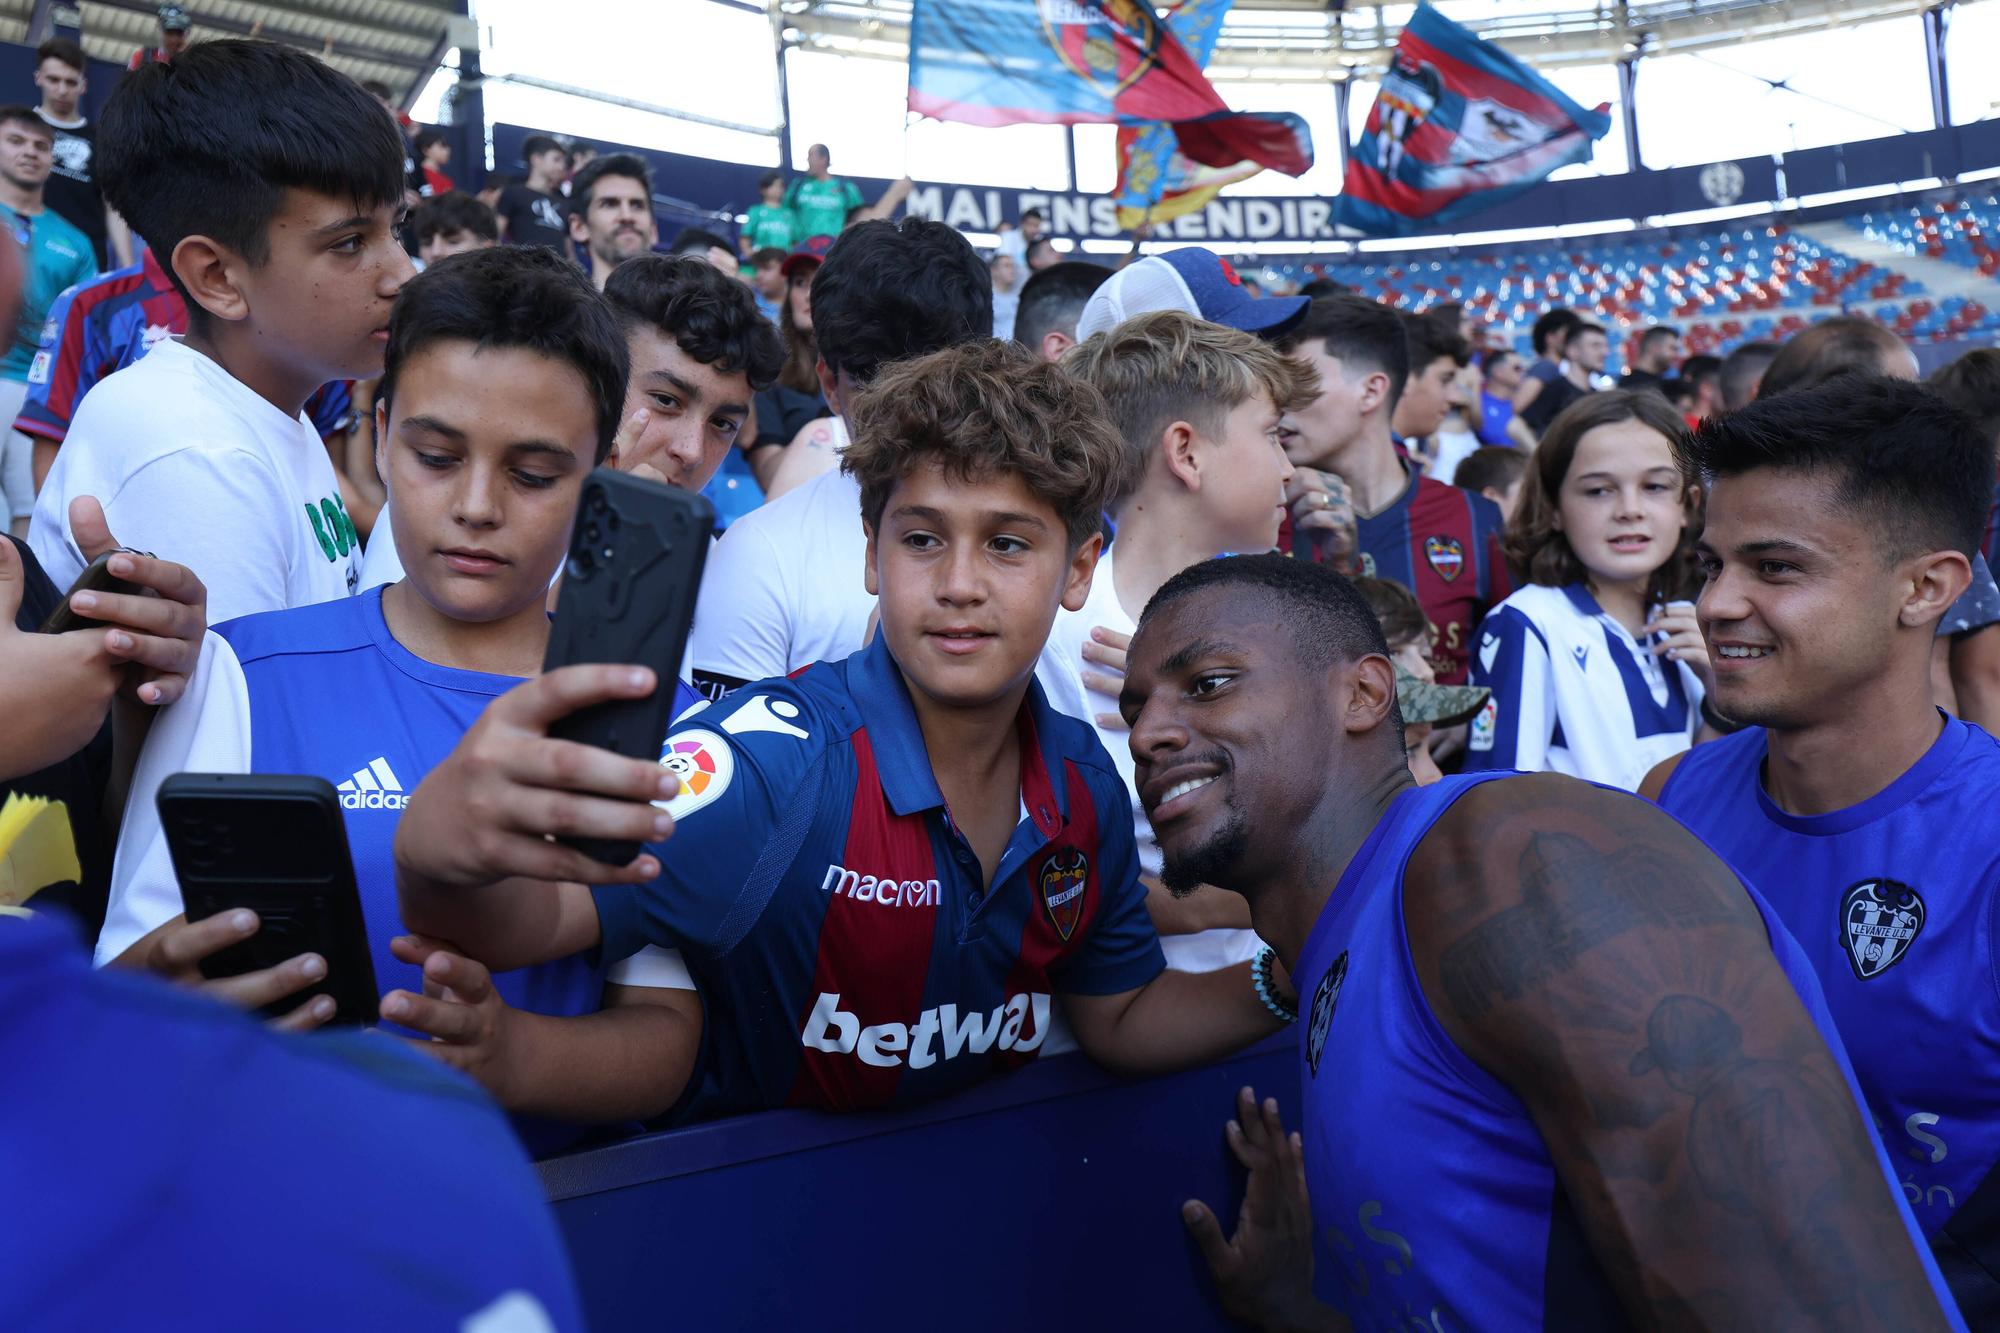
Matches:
[1039,848,1089,942]
[1424,535,1464,583]
[1306,951,1349,1078]
[1468,698,1497,753]
[657,729,734,821]
[1841,879,1925,980]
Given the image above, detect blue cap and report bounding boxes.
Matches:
[1076,246,1308,343]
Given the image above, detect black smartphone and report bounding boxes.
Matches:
[155,773,379,1025]
[39,547,151,634]
[544,468,712,866]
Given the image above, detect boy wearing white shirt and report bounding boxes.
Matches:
[1050,310,1315,971]
[29,41,412,624]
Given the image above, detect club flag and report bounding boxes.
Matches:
[909,0,1311,179]
[1113,0,1265,230]
[1335,4,1612,237]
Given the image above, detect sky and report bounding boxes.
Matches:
[420,0,2000,195]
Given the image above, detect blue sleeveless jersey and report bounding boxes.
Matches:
[1659,716,2000,1320]
[1294,772,1961,1331]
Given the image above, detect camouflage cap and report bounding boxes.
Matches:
[1395,664,1489,728]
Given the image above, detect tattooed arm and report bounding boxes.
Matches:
[1404,773,1950,1331]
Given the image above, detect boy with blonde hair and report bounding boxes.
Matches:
[1052,309,1317,974]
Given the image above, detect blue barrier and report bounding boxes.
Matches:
[540,1035,1298,1331]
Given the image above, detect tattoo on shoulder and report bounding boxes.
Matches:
[1439,829,1740,1024]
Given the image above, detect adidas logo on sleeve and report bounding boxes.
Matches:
[337,757,409,811]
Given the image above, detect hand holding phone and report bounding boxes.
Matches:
[544,468,712,864]
[43,497,209,707]
[156,773,379,1025]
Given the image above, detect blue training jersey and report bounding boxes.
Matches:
[594,631,1166,1121]
[1294,772,1961,1331]
[1659,715,2000,1321]
[0,909,583,1330]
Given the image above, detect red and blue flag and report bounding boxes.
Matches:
[908,0,1311,180]
[1336,4,1611,237]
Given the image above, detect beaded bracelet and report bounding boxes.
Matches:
[1252,945,1298,1024]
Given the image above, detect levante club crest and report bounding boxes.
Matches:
[1424,535,1465,582]
[1841,879,1926,980]
[1038,0,1162,100]
[1040,848,1090,941]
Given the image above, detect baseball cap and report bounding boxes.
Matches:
[1394,665,1489,729]
[780,234,835,280]
[158,4,192,30]
[1075,247,1308,343]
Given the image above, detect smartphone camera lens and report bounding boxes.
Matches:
[568,550,596,581]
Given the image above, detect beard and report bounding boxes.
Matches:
[1159,798,1251,899]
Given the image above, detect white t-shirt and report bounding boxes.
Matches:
[688,464,1090,719]
[1042,547,1263,975]
[28,338,359,624]
[357,507,405,592]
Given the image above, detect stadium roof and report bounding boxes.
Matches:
[0,0,464,104]
[782,0,1985,77]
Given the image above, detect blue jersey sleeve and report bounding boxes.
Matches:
[1466,603,1555,772]
[1052,767,1167,997]
[592,684,826,965]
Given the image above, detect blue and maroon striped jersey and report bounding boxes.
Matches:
[18,250,355,445]
[1290,466,1511,684]
[593,633,1166,1122]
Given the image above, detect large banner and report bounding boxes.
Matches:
[1111,0,1265,230]
[908,0,1310,179]
[1335,4,1612,237]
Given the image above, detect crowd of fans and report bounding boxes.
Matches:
[7,19,2000,1331]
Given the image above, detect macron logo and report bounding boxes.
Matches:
[820,862,941,908]
[801,991,1050,1069]
[337,757,408,811]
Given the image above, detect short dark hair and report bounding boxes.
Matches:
[36,37,84,72]
[1403,309,1470,373]
[521,134,563,162]
[1682,374,1989,563]
[844,339,1132,552]
[1928,348,2000,448]
[381,246,629,464]
[1015,260,1110,350]
[1531,307,1580,355]
[1759,316,1908,399]
[812,217,991,385]
[758,170,783,191]
[1142,554,1398,733]
[1277,294,1409,413]
[1020,207,1045,224]
[1680,352,1721,389]
[1026,236,1059,264]
[0,105,50,142]
[1568,321,1608,345]
[1454,445,1527,496]
[1479,346,1520,374]
[361,80,392,101]
[1718,340,1780,412]
[604,255,783,393]
[749,246,786,268]
[571,152,653,213]
[95,42,405,322]
[1298,277,1346,300]
[1637,325,1681,353]
[1353,575,1427,649]
[668,226,730,257]
[411,191,497,245]
[412,127,446,157]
